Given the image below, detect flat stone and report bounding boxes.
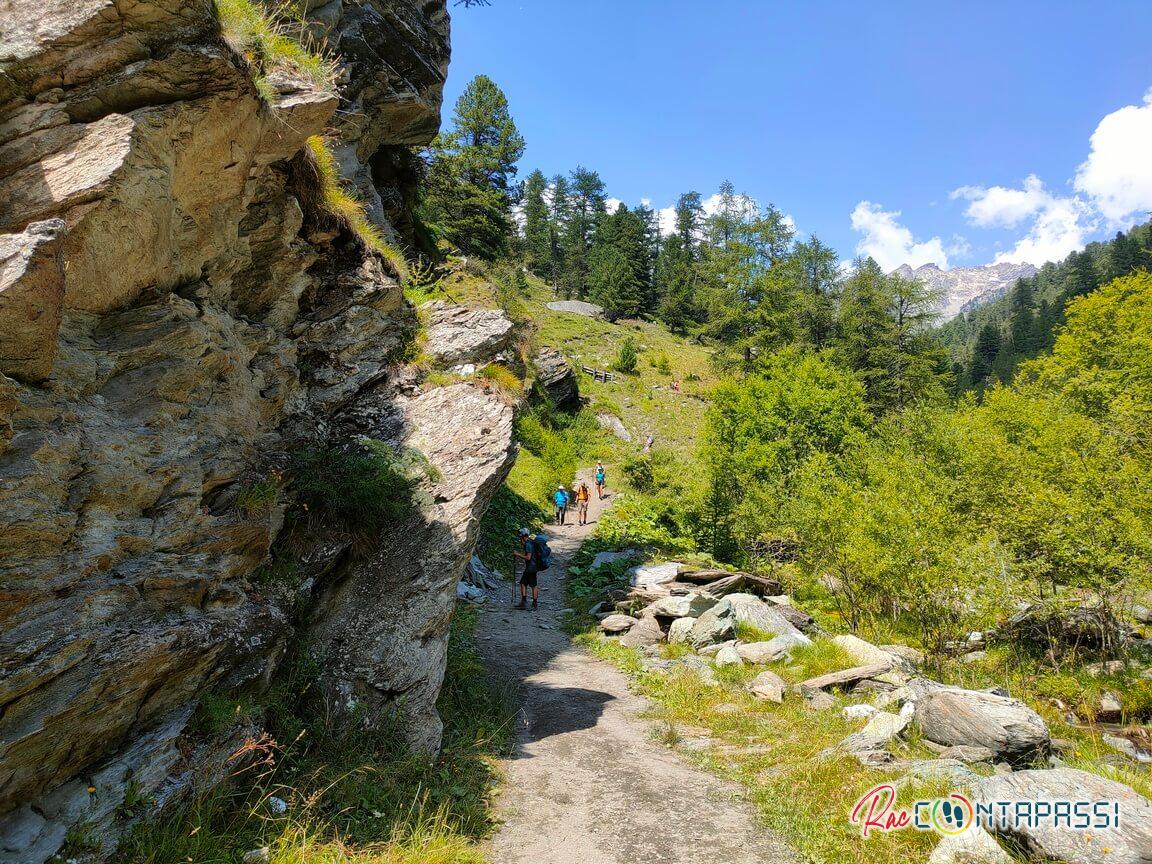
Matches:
[629,561,681,588]
[797,662,892,692]
[913,682,1050,766]
[688,599,738,649]
[619,615,664,649]
[714,645,743,668]
[643,593,717,619]
[736,632,811,664]
[927,826,1012,864]
[599,614,637,634]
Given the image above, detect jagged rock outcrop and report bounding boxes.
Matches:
[0,2,514,861]
[892,262,1038,321]
[534,347,579,409]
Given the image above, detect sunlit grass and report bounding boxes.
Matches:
[216,0,336,95]
[306,136,411,283]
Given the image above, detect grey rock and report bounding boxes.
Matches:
[913,683,1050,766]
[545,299,604,318]
[804,690,836,711]
[842,704,878,720]
[668,617,696,644]
[422,301,515,365]
[600,614,637,634]
[835,711,909,754]
[688,600,738,649]
[726,593,804,639]
[629,561,682,588]
[534,347,579,409]
[938,745,997,764]
[596,412,632,441]
[698,640,738,658]
[961,650,988,664]
[242,849,271,864]
[976,768,1152,864]
[619,615,664,649]
[797,663,892,693]
[736,632,811,664]
[643,593,717,620]
[927,827,1011,864]
[714,645,743,668]
[748,671,787,703]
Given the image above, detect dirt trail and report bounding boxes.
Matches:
[475,472,798,864]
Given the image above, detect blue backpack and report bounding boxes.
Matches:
[532,537,552,571]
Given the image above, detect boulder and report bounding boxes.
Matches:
[927,827,1011,864]
[976,768,1152,864]
[688,599,738,649]
[668,617,695,644]
[676,656,719,686]
[748,670,787,703]
[534,347,579,409]
[1001,602,1130,653]
[842,704,878,720]
[643,593,717,620]
[619,615,663,649]
[913,684,1049,766]
[736,632,811,664]
[832,634,909,684]
[725,593,804,639]
[422,301,515,365]
[600,614,637,634]
[883,644,926,666]
[804,691,836,711]
[835,711,910,755]
[630,561,681,588]
[771,602,816,632]
[714,645,743,668]
[1097,691,1123,722]
[545,299,604,318]
[698,640,737,658]
[596,412,632,441]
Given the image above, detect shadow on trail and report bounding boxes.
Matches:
[511,684,614,754]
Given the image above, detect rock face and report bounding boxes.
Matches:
[0,2,515,861]
[535,347,579,409]
[892,262,1038,321]
[913,683,1050,766]
[422,300,515,365]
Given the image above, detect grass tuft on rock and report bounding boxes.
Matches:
[306,136,411,282]
[216,0,336,96]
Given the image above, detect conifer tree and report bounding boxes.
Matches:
[522,169,551,275]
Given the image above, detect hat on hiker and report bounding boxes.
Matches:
[517,527,529,536]
[558,485,565,490]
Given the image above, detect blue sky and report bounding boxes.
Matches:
[444,1,1152,270]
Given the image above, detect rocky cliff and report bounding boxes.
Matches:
[0,1,516,859]
[893,262,1038,321]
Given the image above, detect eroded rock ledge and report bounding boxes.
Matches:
[0,2,513,860]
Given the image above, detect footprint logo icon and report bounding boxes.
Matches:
[933,795,973,835]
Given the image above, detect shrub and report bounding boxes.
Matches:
[622,456,655,493]
[291,440,430,537]
[614,337,638,374]
[649,352,672,375]
[233,477,278,517]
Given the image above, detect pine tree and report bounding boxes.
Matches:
[421,75,524,259]
[656,235,697,332]
[588,245,641,320]
[560,166,606,299]
[674,191,705,257]
[969,322,1003,388]
[522,169,551,275]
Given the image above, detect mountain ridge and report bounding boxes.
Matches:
[893,261,1038,321]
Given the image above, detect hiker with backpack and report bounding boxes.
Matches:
[553,485,569,525]
[513,527,551,610]
[575,481,591,526]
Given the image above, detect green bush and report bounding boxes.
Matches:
[614,337,638,374]
[291,440,430,536]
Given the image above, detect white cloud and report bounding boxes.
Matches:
[1074,88,1152,224]
[604,197,625,213]
[949,176,1093,266]
[992,195,1092,265]
[849,201,950,271]
[951,174,1050,228]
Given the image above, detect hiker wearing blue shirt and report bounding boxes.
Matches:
[553,485,569,525]
[594,462,606,500]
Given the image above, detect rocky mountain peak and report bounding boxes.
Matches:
[892,261,1039,321]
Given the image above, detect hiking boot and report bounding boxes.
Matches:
[531,599,538,610]
[516,599,526,610]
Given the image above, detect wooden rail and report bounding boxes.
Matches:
[581,365,615,382]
